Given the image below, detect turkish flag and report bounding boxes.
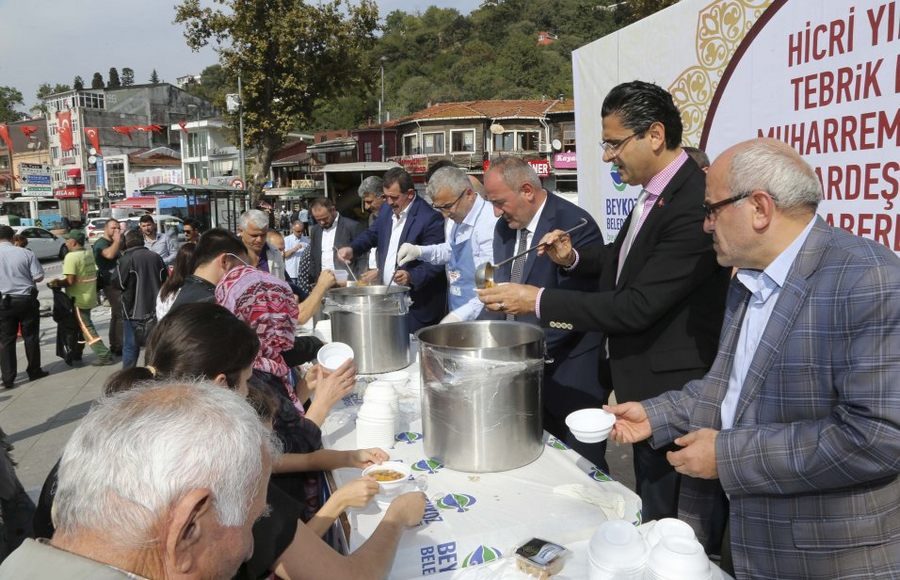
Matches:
[20,125,38,138]
[84,127,102,155]
[137,124,163,133]
[0,124,12,154]
[57,110,74,151]
[112,126,134,141]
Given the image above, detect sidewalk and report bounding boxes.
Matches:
[0,270,122,499]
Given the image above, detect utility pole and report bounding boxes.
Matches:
[380,57,387,161]
[238,74,246,185]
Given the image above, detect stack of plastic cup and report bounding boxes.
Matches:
[587,520,648,580]
[356,400,397,449]
[314,319,332,343]
[364,380,399,414]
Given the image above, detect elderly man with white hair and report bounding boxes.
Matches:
[397,166,497,323]
[239,209,285,278]
[0,381,277,579]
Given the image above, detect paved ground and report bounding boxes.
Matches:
[3,257,636,501]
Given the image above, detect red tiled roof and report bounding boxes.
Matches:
[398,99,574,123]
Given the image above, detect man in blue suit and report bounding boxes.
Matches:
[478,156,608,471]
[338,167,447,332]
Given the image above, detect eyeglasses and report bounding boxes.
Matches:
[431,189,467,211]
[702,192,750,219]
[600,132,640,154]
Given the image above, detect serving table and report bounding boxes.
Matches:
[319,348,642,579]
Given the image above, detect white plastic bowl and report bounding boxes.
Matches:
[645,518,697,548]
[566,408,616,443]
[588,520,648,574]
[647,535,710,580]
[317,342,354,371]
[362,460,411,497]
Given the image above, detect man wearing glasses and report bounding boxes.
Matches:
[395,166,497,323]
[338,167,447,331]
[478,81,730,535]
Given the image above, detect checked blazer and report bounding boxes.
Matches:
[644,218,900,579]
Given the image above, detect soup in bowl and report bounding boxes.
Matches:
[362,461,412,497]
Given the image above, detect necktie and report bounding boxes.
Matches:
[507,228,529,320]
[617,189,657,281]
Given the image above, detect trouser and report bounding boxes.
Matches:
[0,295,41,385]
[632,440,682,522]
[72,308,111,362]
[102,282,123,352]
[122,319,140,369]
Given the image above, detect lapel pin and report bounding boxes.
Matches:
[656,197,666,208]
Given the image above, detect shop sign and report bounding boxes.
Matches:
[398,155,428,175]
[553,152,577,170]
[527,159,551,177]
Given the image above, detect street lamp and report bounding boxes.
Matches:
[380,56,387,161]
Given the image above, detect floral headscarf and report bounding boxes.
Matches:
[216,266,299,400]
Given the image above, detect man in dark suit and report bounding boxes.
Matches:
[308,196,366,288]
[608,138,900,579]
[338,167,447,332]
[478,156,608,470]
[478,81,730,525]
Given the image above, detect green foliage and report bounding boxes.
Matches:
[73,76,84,90]
[121,68,135,86]
[183,64,232,110]
[91,72,105,89]
[108,67,121,88]
[32,83,72,117]
[174,0,379,197]
[149,69,160,84]
[0,86,25,123]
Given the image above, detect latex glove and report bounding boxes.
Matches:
[397,243,422,266]
[440,312,462,324]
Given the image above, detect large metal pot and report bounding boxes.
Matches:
[417,321,544,472]
[324,285,412,374]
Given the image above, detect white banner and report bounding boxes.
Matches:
[573,0,899,253]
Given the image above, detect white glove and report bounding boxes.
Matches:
[397,243,422,266]
[439,312,462,324]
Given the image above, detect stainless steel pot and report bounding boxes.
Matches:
[324,285,412,374]
[416,321,544,472]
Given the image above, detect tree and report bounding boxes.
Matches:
[108,67,121,88]
[121,68,135,86]
[73,76,84,90]
[0,86,25,123]
[182,64,232,107]
[91,72,105,89]
[31,83,72,117]
[149,69,160,84]
[175,0,379,202]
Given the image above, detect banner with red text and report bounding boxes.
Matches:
[573,0,899,254]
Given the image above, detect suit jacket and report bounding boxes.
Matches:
[350,196,447,331]
[482,192,606,418]
[308,214,366,286]
[644,218,900,579]
[540,159,730,403]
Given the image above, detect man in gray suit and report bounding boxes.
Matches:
[608,138,900,579]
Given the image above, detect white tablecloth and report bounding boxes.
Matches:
[320,356,643,580]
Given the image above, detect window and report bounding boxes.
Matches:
[51,146,60,160]
[188,132,207,158]
[105,160,126,194]
[76,92,105,110]
[451,130,475,153]
[493,131,540,152]
[422,132,444,155]
[364,141,373,162]
[403,133,418,155]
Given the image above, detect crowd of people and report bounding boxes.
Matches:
[0,79,897,579]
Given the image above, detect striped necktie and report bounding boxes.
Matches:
[507,228,529,320]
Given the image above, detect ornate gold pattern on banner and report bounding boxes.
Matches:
[669,0,773,146]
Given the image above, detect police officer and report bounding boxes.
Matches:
[0,225,47,388]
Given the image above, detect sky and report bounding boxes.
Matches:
[0,0,483,112]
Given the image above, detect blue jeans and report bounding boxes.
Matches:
[122,319,140,369]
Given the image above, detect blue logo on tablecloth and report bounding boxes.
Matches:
[422,497,444,524]
[589,467,613,482]
[396,431,423,444]
[462,545,502,567]
[437,493,477,513]
[412,458,444,474]
[546,437,570,450]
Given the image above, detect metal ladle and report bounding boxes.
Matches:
[332,247,359,284]
[475,217,589,289]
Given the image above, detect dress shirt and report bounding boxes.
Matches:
[720,216,817,429]
[0,242,44,295]
[284,233,309,279]
[144,232,176,264]
[418,196,497,320]
[320,214,339,272]
[383,204,411,285]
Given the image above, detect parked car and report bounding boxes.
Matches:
[12,226,68,260]
[85,217,109,243]
[121,214,185,243]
